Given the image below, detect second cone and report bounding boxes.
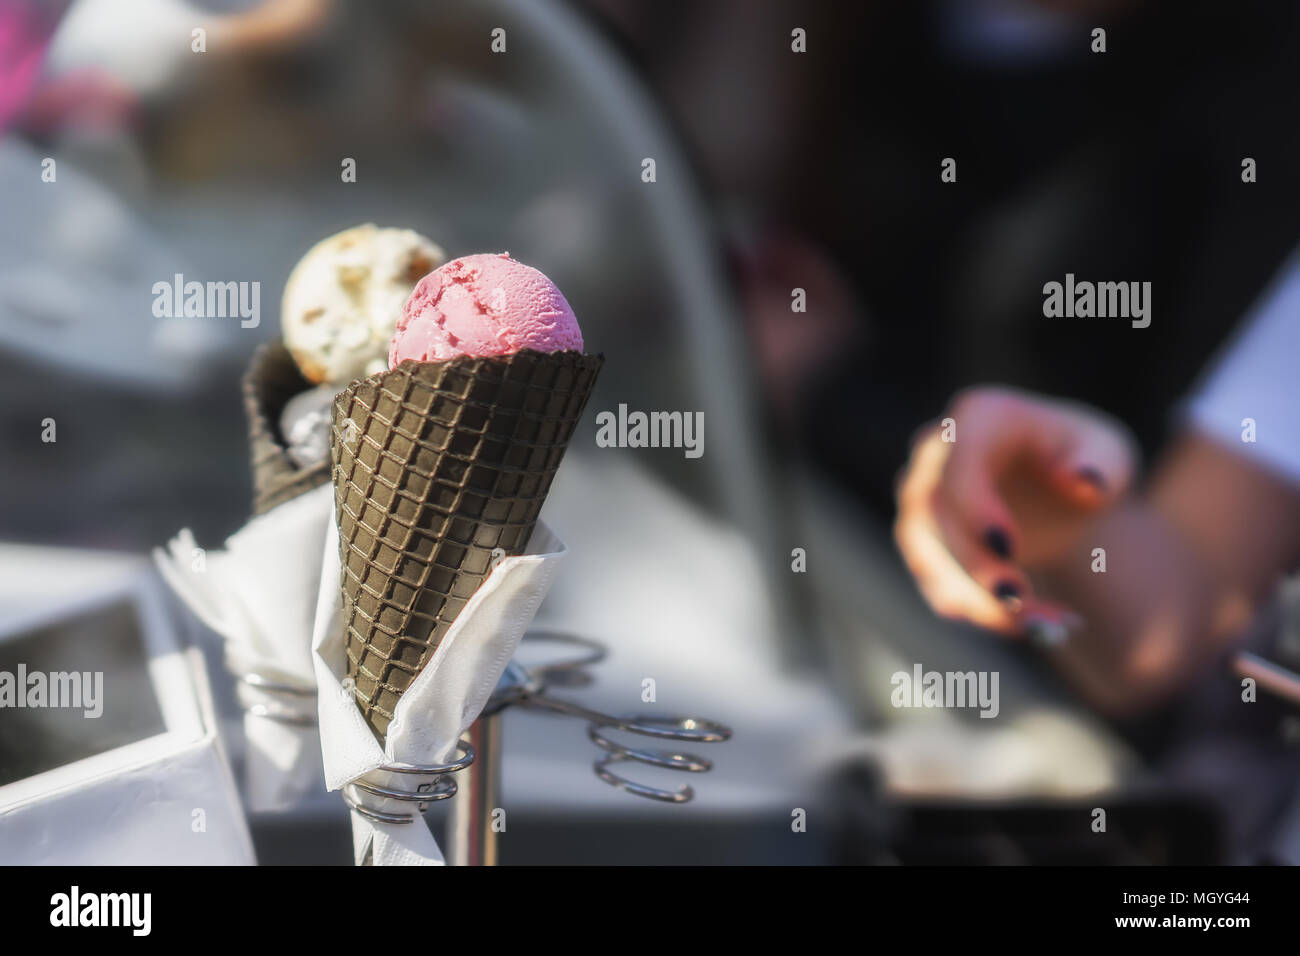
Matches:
[244,342,332,515]
[330,349,602,739]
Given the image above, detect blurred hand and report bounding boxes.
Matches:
[894,386,1136,635]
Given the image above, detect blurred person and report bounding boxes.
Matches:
[583,0,1300,656]
[3,0,330,136]
[894,251,1300,717]
[584,5,1300,862]
[584,0,1300,519]
[0,0,65,132]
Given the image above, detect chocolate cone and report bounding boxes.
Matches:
[330,349,602,739]
[242,342,331,516]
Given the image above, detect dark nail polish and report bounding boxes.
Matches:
[984,527,1013,560]
[1076,466,1107,491]
[994,580,1021,602]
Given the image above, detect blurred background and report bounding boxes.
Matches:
[2,0,1299,864]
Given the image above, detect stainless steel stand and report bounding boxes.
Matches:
[448,710,503,866]
[243,626,732,865]
[441,629,733,865]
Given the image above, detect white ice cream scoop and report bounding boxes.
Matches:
[282,224,444,385]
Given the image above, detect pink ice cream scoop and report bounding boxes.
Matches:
[389,253,583,367]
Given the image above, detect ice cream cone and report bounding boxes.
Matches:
[330,349,602,739]
[243,342,331,515]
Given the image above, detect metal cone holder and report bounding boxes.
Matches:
[235,667,318,727]
[340,740,475,826]
[341,628,733,865]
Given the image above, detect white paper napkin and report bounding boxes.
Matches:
[311,513,567,866]
[153,483,332,812]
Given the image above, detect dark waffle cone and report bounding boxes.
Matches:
[242,342,331,516]
[330,349,603,740]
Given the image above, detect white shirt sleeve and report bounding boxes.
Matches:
[1184,253,1300,486]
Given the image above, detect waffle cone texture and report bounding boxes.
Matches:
[243,342,331,515]
[330,349,602,739]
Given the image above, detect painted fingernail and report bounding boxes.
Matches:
[984,527,1013,560]
[994,580,1022,611]
[1076,466,1107,491]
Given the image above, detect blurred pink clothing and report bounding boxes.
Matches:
[0,0,63,132]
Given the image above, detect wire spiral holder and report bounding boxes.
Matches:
[500,630,733,804]
[445,629,732,866]
[234,667,318,727]
[340,739,476,825]
[336,628,732,864]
